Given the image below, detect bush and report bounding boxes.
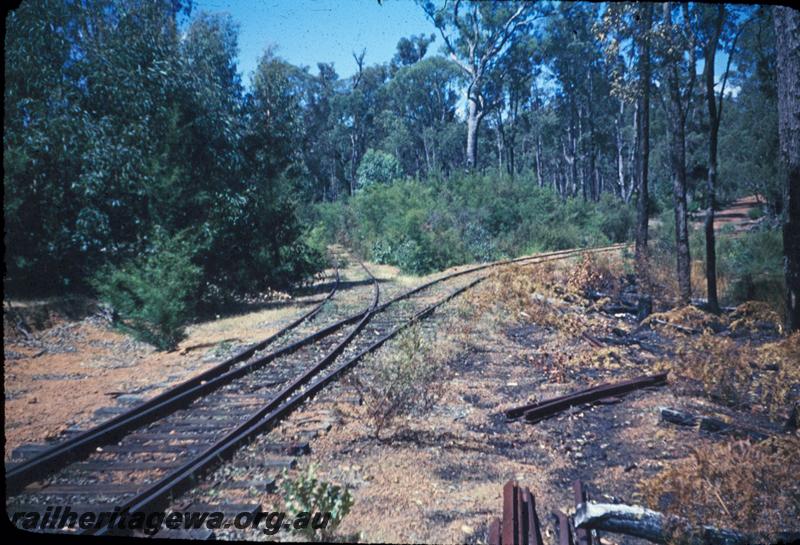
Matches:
[351,325,449,439]
[281,464,354,542]
[92,233,202,350]
[715,228,784,312]
[356,148,402,189]
[310,169,634,275]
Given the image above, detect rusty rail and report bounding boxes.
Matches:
[505,372,668,422]
[488,480,544,545]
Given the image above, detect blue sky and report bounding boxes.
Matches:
[189,0,734,95]
[192,0,438,84]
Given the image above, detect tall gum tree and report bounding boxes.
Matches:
[773,6,800,332]
[658,2,698,305]
[418,0,549,170]
[696,5,751,314]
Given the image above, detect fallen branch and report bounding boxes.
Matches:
[574,502,800,545]
[583,332,666,356]
[650,319,700,335]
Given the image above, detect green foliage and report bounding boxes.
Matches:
[281,464,354,542]
[356,149,403,189]
[351,325,448,439]
[4,1,322,302]
[313,170,633,274]
[715,229,785,310]
[92,233,202,350]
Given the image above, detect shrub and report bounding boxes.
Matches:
[715,228,784,313]
[281,464,354,542]
[640,436,800,543]
[309,170,635,275]
[350,325,450,439]
[92,233,202,350]
[356,148,402,189]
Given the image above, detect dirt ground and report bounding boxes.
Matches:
[4,250,798,544]
[2,255,419,461]
[252,255,798,544]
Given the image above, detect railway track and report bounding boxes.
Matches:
[6,243,627,536]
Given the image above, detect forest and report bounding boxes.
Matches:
[4,2,800,543]
[4,1,799,346]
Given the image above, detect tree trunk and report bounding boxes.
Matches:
[535,133,543,187]
[704,7,725,314]
[635,2,653,289]
[774,6,800,332]
[466,93,480,170]
[664,2,692,305]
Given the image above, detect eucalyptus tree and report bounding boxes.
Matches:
[4,0,87,289]
[391,33,436,71]
[773,6,800,331]
[596,2,655,281]
[657,2,698,305]
[419,0,550,170]
[695,4,753,313]
[383,56,461,176]
[545,1,612,201]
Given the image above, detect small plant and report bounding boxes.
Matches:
[281,464,354,542]
[92,232,201,350]
[351,324,451,439]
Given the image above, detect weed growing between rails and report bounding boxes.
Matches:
[346,323,460,441]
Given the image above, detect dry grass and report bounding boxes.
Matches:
[565,253,623,297]
[729,301,784,335]
[465,262,589,337]
[346,323,460,441]
[656,331,800,418]
[643,305,722,334]
[640,435,800,542]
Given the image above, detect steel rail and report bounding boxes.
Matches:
[5,243,627,494]
[87,264,381,536]
[87,245,627,536]
[4,267,342,493]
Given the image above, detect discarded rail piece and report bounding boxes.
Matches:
[505,372,669,422]
[488,480,544,545]
[552,510,574,545]
[574,501,800,545]
[7,244,629,536]
[659,407,771,441]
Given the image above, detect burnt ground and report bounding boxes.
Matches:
[4,251,798,544]
[241,255,798,544]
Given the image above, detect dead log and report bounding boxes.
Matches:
[574,502,800,545]
[584,332,666,356]
[572,481,594,545]
[650,319,701,335]
[660,407,698,426]
[601,303,638,315]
